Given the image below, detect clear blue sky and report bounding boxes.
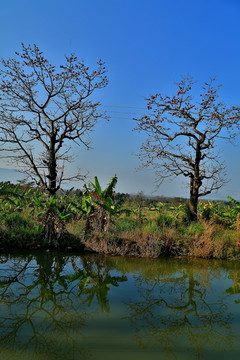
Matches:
[0,0,240,199]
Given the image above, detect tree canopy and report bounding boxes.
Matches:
[0,44,108,196]
[134,77,240,219]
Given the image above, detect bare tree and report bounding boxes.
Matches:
[0,44,108,196]
[134,77,240,220]
[0,44,108,245]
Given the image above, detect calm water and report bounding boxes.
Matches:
[1,251,240,360]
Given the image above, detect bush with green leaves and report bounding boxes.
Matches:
[157,213,178,228]
[114,217,142,233]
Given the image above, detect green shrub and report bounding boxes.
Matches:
[187,222,205,236]
[3,213,29,230]
[212,229,240,259]
[143,221,159,233]
[114,217,142,232]
[175,203,193,223]
[156,214,177,228]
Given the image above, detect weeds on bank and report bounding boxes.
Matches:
[78,199,240,259]
[0,212,43,248]
[1,180,240,259]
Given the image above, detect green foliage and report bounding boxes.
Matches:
[33,193,73,223]
[88,175,123,215]
[226,197,240,227]
[197,200,238,228]
[0,181,24,212]
[79,175,130,233]
[198,201,222,221]
[1,182,240,259]
[0,181,20,196]
[0,211,43,247]
[2,213,29,230]
[156,213,177,228]
[143,221,159,233]
[187,222,205,236]
[130,192,146,223]
[228,197,240,208]
[114,217,142,233]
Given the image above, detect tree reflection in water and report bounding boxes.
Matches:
[0,252,126,360]
[1,254,240,360]
[69,255,127,312]
[124,261,236,359]
[223,263,240,304]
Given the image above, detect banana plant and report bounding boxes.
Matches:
[70,192,93,217]
[0,182,23,211]
[33,194,73,222]
[82,176,128,232]
[226,197,240,228]
[87,175,122,214]
[30,192,74,246]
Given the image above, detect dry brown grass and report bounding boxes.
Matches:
[80,227,189,258]
[81,229,162,257]
[188,222,240,259]
[190,222,217,258]
[66,216,240,259]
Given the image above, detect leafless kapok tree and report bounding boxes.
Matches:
[0,44,108,245]
[0,44,108,196]
[135,77,240,220]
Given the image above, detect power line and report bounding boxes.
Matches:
[100,104,147,118]
[107,116,136,120]
[101,104,146,110]
[104,110,143,115]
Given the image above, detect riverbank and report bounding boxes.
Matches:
[79,222,240,259]
[1,215,240,259]
[1,182,240,259]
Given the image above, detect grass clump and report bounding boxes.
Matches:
[0,212,43,248]
[156,213,178,228]
[1,213,30,231]
[113,217,142,233]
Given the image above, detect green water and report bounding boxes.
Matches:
[1,251,240,359]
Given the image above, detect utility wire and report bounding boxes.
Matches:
[103,110,143,115]
[106,117,136,120]
[101,104,146,110]
[99,105,146,118]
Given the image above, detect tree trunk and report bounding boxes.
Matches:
[189,193,198,222]
[189,177,200,222]
[188,147,202,222]
[83,215,92,237]
[42,132,65,247]
[42,206,65,247]
[47,133,58,196]
[83,208,111,237]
